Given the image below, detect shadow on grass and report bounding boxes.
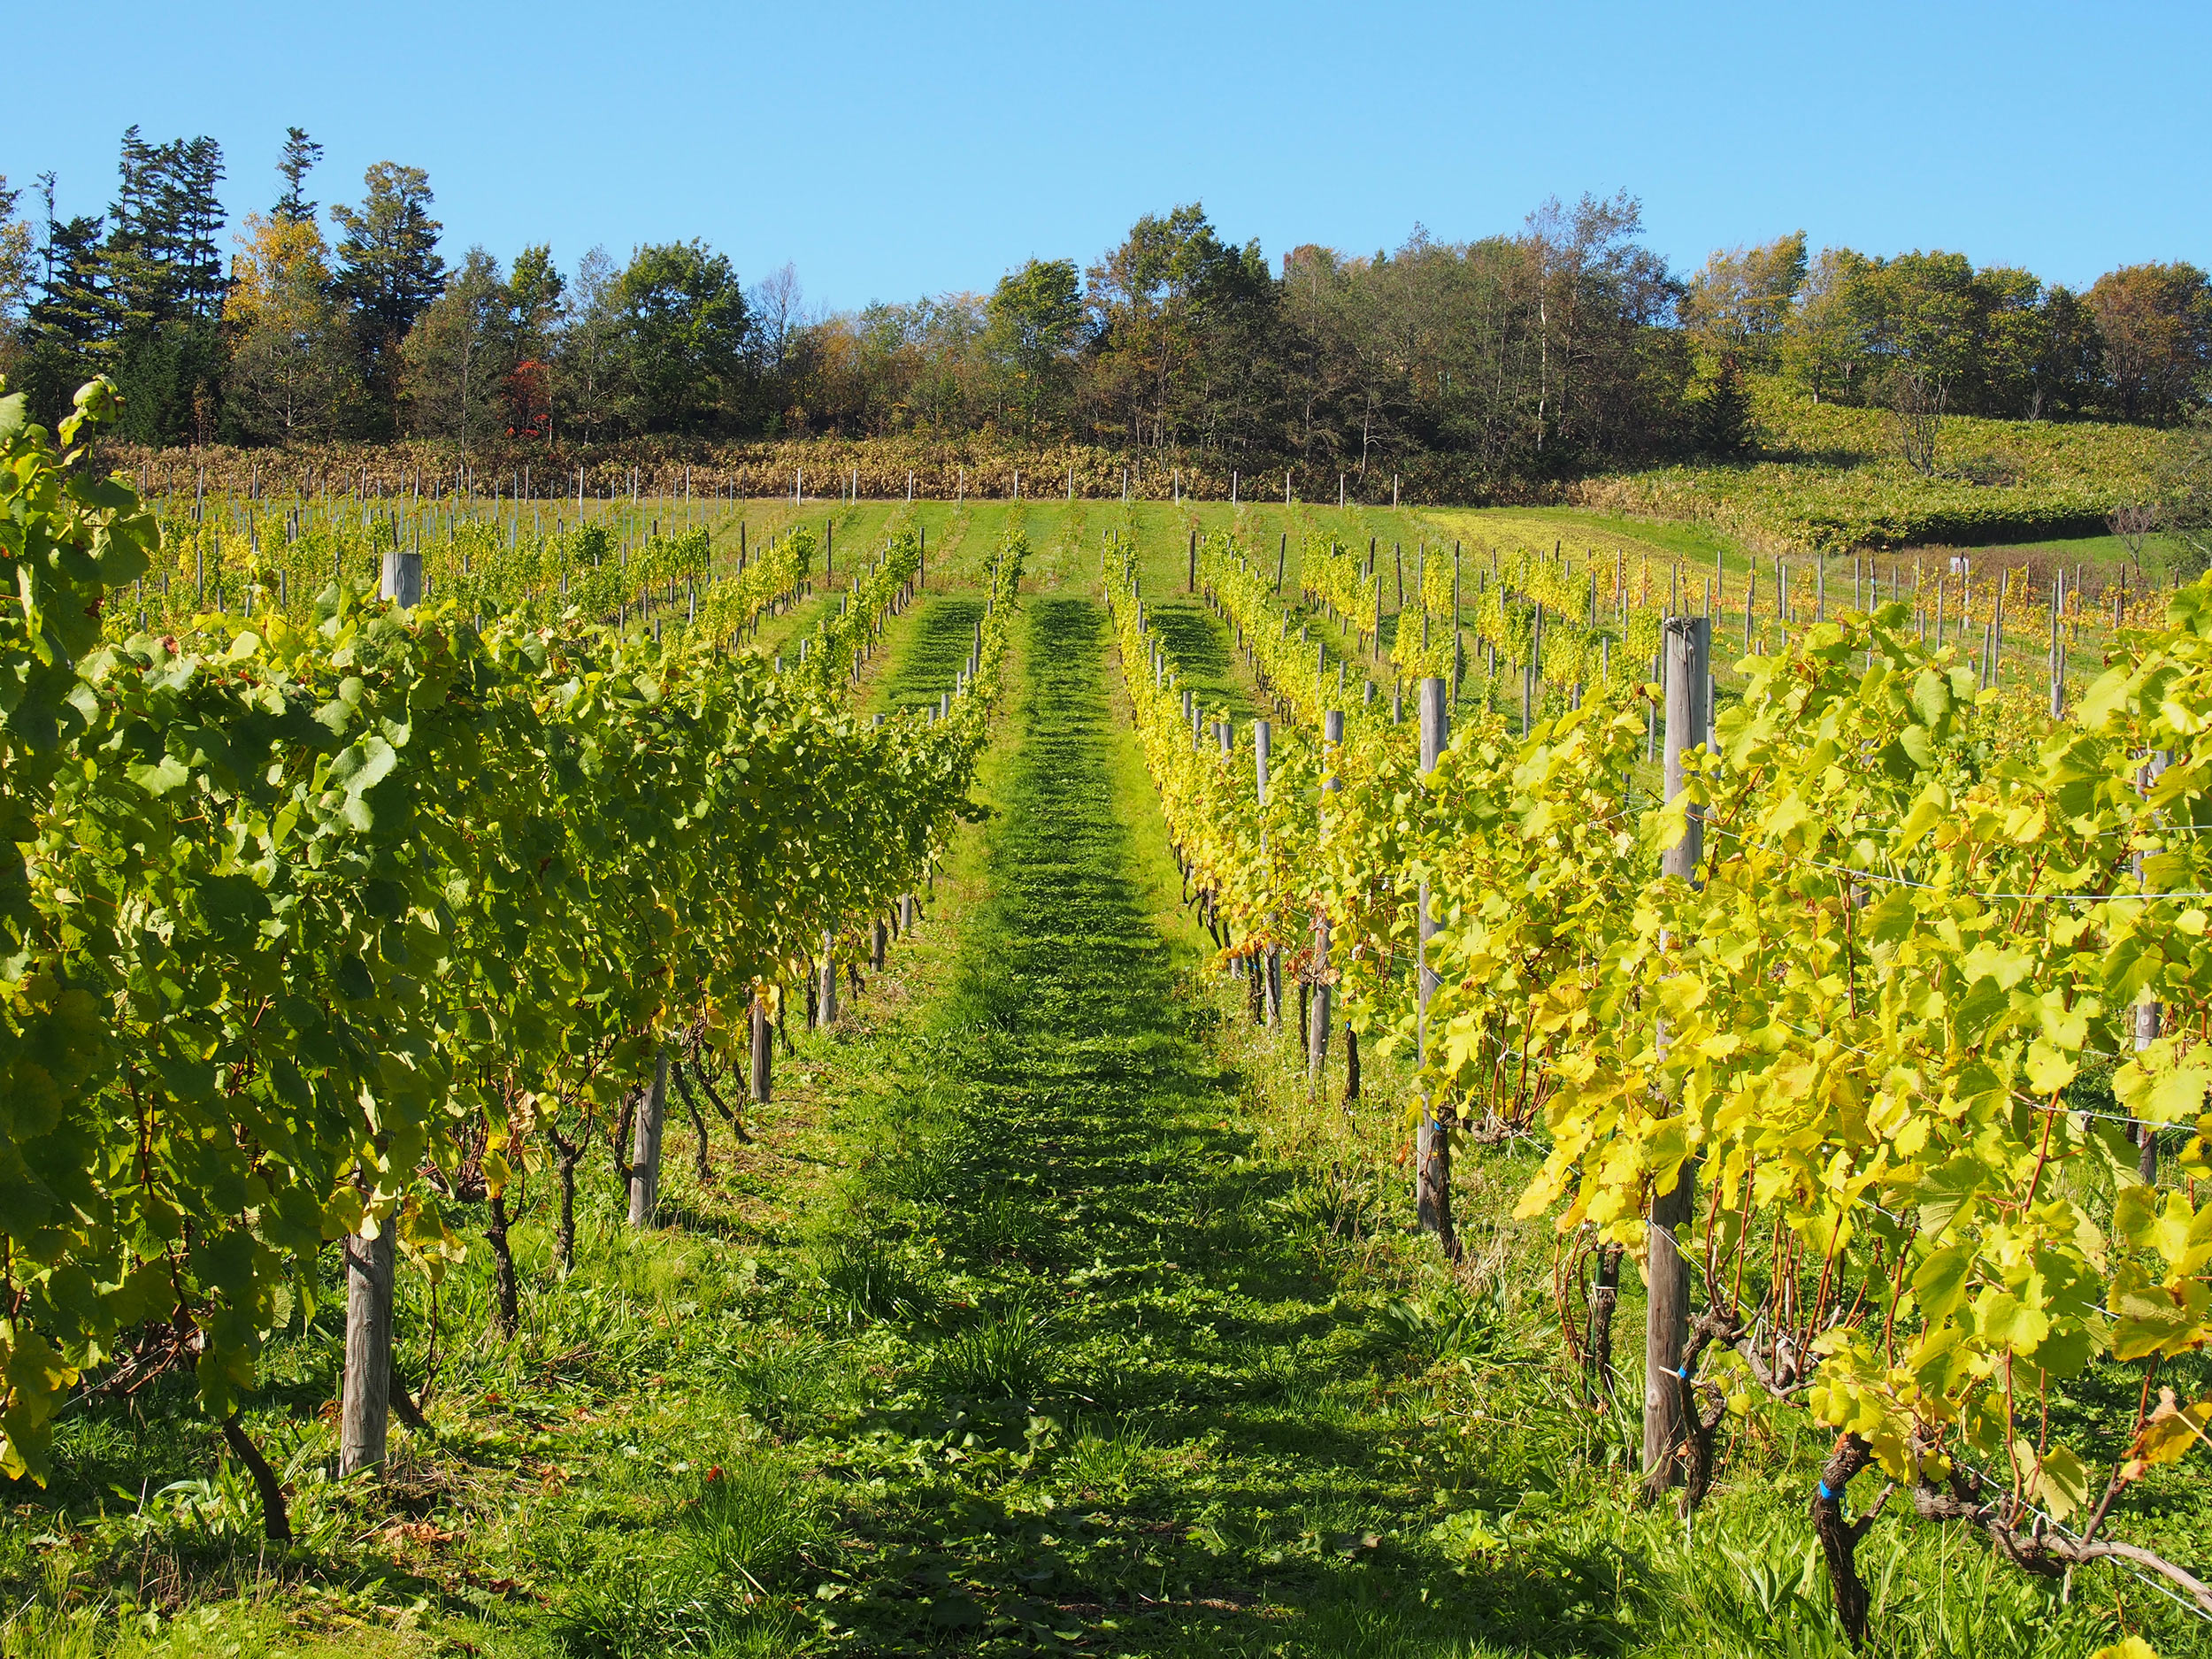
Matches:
[1146,598,1258,724]
[817,595,1642,1657]
[882,596,985,715]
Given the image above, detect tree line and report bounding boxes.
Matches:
[2,128,2208,487]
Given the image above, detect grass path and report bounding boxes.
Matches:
[759,593,1618,1657]
[734,586,2148,1659]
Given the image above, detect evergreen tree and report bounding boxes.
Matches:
[332,162,445,432]
[18,173,107,422]
[1688,356,1754,457]
[99,127,227,332]
[274,128,322,225]
[165,136,228,323]
[90,128,227,441]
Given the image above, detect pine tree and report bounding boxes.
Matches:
[99,126,165,337]
[25,212,105,350]
[91,127,227,440]
[165,136,227,322]
[333,163,445,432]
[274,128,322,225]
[18,202,106,423]
[1689,357,1754,457]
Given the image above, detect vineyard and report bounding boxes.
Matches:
[3,378,2210,1659]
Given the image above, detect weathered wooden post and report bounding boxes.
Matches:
[627,1048,669,1226]
[1644,613,1709,1496]
[1415,678,1455,1253]
[1992,568,2008,687]
[2048,573,2065,719]
[339,1218,395,1476]
[818,929,839,1025]
[751,991,772,1110]
[2135,751,2171,1181]
[380,546,423,608]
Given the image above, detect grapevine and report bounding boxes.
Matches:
[0,378,1019,1481]
[1105,510,2212,1635]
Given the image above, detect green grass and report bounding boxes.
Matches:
[1571,376,2190,560]
[3,555,2208,1657]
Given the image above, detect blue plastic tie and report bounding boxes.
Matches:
[1816,1479,1837,1501]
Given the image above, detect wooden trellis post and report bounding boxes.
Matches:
[1415,678,1455,1253]
[627,1049,669,1226]
[1644,614,1709,1494]
[339,1220,395,1476]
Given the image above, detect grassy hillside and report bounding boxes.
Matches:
[1574,378,2183,557]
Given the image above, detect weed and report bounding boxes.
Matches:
[930,1291,1062,1404]
[730,1338,840,1429]
[814,1235,936,1328]
[1062,1417,1152,1499]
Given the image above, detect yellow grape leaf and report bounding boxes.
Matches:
[2089,1639,2159,1659]
[2148,1064,2212,1125]
[2124,1388,2212,1479]
[0,1332,80,1481]
[2116,1056,2212,1126]
[2111,1281,2209,1361]
[1897,787,1947,849]
[1913,1244,1974,1323]
[2024,1041,2078,1094]
[1976,1290,2051,1355]
[2116,1184,2162,1252]
[2015,1436,2091,1520]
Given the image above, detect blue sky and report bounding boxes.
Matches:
[10,0,2205,310]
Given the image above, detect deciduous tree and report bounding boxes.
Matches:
[2088,262,2212,426]
[400,248,512,451]
[1680,232,1806,372]
[985,257,1082,437]
[612,241,749,434]
[225,211,358,442]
